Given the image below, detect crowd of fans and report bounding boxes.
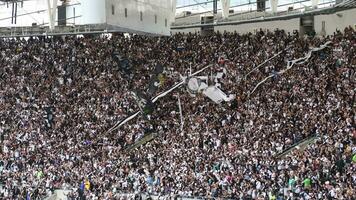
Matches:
[0,27,355,199]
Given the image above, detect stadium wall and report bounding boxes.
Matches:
[314,8,356,36]
[106,0,172,35]
[0,0,173,35]
[80,0,106,25]
[171,8,356,36]
[171,18,299,35]
[214,18,300,34]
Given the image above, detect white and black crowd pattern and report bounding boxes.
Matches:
[0,28,355,199]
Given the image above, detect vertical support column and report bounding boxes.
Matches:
[47,0,58,31]
[213,0,218,14]
[11,2,14,24]
[47,0,53,29]
[311,0,319,9]
[52,0,58,29]
[14,2,17,24]
[270,0,278,14]
[73,7,76,25]
[221,0,230,19]
[171,0,177,22]
[11,2,19,24]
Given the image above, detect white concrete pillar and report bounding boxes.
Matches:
[270,0,278,14]
[221,0,230,19]
[312,0,319,8]
[47,0,57,30]
[171,0,177,22]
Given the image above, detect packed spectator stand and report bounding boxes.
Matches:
[0,27,355,199]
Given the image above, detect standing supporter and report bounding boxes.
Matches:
[0,28,354,199]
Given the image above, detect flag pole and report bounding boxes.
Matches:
[177,94,184,132]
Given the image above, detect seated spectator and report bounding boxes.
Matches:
[0,28,354,199]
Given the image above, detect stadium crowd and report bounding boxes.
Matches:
[0,27,355,199]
